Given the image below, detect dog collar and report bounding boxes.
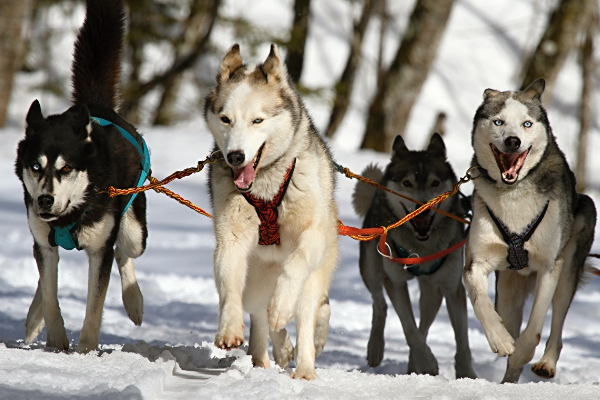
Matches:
[242,158,296,246]
[487,201,549,270]
[391,240,447,276]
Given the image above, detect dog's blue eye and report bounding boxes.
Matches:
[253,118,264,124]
[523,121,532,128]
[31,163,41,172]
[493,120,503,126]
[220,116,231,124]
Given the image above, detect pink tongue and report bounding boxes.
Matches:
[233,163,256,189]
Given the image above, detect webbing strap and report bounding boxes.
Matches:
[91,116,151,215]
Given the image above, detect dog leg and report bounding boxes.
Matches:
[496,270,531,383]
[440,280,478,379]
[505,257,563,382]
[532,198,595,379]
[291,271,324,380]
[25,279,45,343]
[33,243,69,351]
[464,257,515,357]
[384,278,438,375]
[114,245,143,326]
[248,312,271,369]
[214,238,249,350]
[359,240,387,367]
[270,328,294,369]
[77,248,113,353]
[314,297,330,357]
[409,277,443,374]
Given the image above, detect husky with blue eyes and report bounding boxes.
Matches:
[15,0,148,353]
[464,78,596,383]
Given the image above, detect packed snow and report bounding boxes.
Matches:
[1,0,600,398]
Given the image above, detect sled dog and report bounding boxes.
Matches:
[353,133,476,378]
[15,0,148,352]
[204,44,339,380]
[463,78,596,383]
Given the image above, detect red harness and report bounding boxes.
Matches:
[242,159,296,245]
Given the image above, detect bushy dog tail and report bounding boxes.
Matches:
[71,0,125,110]
[352,164,383,218]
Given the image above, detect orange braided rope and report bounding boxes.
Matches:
[98,151,221,219]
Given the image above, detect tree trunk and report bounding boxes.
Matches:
[519,0,595,97]
[0,0,32,127]
[121,0,221,122]
[324,0,382,138]
[361,0,455,152]
[575,16,595,192]
[153,0,216,126]
[285,0,311,83]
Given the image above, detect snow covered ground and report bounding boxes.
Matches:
[1,0,600,398]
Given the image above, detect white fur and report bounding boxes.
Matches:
[207,45,338,380]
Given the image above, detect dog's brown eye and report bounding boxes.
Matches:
[431,180,440,188]
[61,165,72,174]
[220,116,231,124]
[403,180,413,188]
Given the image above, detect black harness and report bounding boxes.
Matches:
[486,202,549,270]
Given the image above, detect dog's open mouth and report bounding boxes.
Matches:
[232,143,265,192]
[402,204,435,241]
[490,143,530,185]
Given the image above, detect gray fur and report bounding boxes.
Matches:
[464,78,596,383]
[354,133,476,379]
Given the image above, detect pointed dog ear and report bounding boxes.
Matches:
[218,44,243,83]
[522,78,545,101]
[25,100,46,135]
[69,104,91,138]
[427,132,446,159]
[483,88,501,101]
[391,134,409,158]
[261,44,287,83]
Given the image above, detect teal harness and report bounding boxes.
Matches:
[391,241,448,276]
[49,117,151,251]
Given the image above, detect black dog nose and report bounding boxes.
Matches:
[37,195,54,209]
[227,151,245,167]
[504,136,521,152]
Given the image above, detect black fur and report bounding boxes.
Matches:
[14,0,147,351]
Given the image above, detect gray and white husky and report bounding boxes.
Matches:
[353,133,476,379]
[204,44,338,380]
[15,0,147,352]
[464,78,596,383]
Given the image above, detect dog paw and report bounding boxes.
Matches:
[531,360,556,379]
[46,325,70,351]
[366,337,384,368]
[25,319,45,344]
[214,324,245,350]
[267,295,295,332]
[76,340,98,354]
[408,348,439,376]
[485,326,515,357]
[122,284,144,326]
[291,366,318,380]
[251,354,271,369]
[272,337,294,369]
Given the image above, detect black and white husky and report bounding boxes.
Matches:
[15,0,149,353]
[463,78,596,383]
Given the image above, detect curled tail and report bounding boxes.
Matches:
[352,164,383,218]
[71,0,125,110]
